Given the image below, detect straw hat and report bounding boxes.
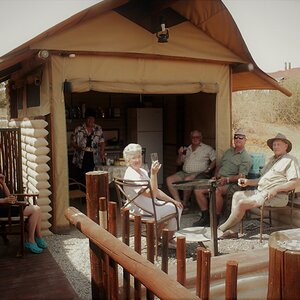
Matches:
[267,133,292,153]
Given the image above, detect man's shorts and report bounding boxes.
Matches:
[235,189,289,207]
[175,171,206,180]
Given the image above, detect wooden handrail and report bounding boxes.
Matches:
[65,206,199,300]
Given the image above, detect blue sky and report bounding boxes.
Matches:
[1,0,299,72]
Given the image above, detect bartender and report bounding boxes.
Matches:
[71,108,106,184]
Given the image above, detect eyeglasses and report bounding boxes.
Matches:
[192,136,201,139]
[234,136,245,140]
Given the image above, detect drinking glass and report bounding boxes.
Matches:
[150,152,158,163]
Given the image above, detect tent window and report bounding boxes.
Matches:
[26,83,40,108]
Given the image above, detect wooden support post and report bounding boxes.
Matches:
[122,209,130,300]
[161,229,169,274]
[225,260,238,300]
[146,221,155,300]
[177,236,186,287]
[86,171,109,300]
[196,247,206,297]
[134,215,142,300]
[201,249,211,300]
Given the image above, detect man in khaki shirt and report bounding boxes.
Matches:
[219,133,300,239]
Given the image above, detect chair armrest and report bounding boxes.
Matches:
[13,193,39,205]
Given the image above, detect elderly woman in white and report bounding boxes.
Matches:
[123,143,183,248]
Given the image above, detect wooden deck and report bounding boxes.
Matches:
[0,236,79,300]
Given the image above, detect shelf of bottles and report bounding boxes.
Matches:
[66,103,121,120]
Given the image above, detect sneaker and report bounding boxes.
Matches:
[35,237,48,249]
[192,216,210,227]
[24,242,43,254]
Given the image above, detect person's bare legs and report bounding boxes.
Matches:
[166,173,182,201]
[182,174,197,207]
[193,189,210,226]
[219,192,258,233]
[194,189,209,210]
[24,205,42,243]
[215,185,229,216]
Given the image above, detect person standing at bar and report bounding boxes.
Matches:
[71,108,106,184]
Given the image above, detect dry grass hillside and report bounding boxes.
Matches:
[232,67,300,163]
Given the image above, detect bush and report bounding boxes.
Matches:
[233,77,300,127]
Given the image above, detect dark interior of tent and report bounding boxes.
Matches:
[65,90,216,185]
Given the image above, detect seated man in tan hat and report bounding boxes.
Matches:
[219,133,300,239]
[193,129,252,226]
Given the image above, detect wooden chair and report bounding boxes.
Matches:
[0,193,38,256]
[0,128,41,256]
[258,189,295,242]
[113,177,179,253]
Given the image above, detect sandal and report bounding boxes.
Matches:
[218,231,239,240]
[35,237,48,249]
[24,241,43,254]
[168,240,177,250]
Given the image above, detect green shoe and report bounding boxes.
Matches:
[35,237,48,249]
[24,242,43,254]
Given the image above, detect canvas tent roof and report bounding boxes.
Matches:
[0,0,291,96]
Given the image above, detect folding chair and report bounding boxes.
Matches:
[113,177,179,254]
[258,189,295,242]
[69,178,86,203]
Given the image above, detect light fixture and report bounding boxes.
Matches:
[156,18,169,43]
[37,50,50,59]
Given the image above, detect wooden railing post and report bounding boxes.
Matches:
[201,249,211,300]
[177,236,186,286]
[122,209,130,300]
[98,196,109,299]
[161,229,169,274]
[196,246,206,297]
[268,230,300,299]
[108,202,118,299]
[99,197,107,229]
[86,171,109,223]
[146,221,155,300]
[108,201,118,236]
[134,215,142,300]
[225,260,238,300]
[86,171,109,300]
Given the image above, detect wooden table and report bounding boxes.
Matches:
[172,179,219,256]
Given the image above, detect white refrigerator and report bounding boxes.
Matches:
[127,108,163,185]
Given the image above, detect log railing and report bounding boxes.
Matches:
[65,206,199,300]
[64,171,239,299]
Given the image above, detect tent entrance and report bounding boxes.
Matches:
[65,91,216,184]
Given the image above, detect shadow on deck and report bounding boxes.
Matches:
[0,236,79,300]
